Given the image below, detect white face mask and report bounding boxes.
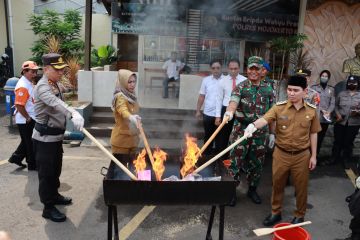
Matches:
[320,77,328,83]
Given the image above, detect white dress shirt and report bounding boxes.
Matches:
[199,74,223,117]
[215,74,247,117]
[162,59,184,80]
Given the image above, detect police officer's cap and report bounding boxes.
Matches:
[288,75,307,89]
[347,75,360,83]
[296,69,311,77]
[42,53,68,70]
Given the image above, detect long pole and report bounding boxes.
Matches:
[191,134,249,176]
[196,116,229,158]
[138,123,155,167]
[84,0,92,71]
[82,128,138,181]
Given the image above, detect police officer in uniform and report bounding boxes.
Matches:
[330,75,360,169]
[224,56,275,204]
[32,53,84,222]
[244,75,321,226]
[310,70,335,157]
[297,69,320,106]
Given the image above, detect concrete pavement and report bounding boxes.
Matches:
[0,114,357,240]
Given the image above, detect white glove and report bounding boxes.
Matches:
[244,123,257,137]
[129,114,141,128]
[268,134,275,148]
[224,111,233,122]
[71,111,84,131]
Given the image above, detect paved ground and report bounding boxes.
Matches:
[0,113,358,240]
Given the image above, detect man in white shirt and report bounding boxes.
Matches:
[196,59,223,156]
[8,61,39,170]
[215,59,247,159]
[162,51,184,98]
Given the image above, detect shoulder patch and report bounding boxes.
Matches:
[306,102,317,109]
[276,100,288,105]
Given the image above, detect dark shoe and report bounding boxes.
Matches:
[226,194,237,207]
[42,207,66,222]
[54,195,72,205]
[247,186,262,204]
[8,158,27,168]
[291,217,304,224]
[27,165,37,171]
[263,214,282,226]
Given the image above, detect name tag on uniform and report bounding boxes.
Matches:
[279,115,288,120]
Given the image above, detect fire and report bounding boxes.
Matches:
[152,147,167,181]
[133,149,147,174]
[180,134,201,178]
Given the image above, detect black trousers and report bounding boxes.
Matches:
[202,114,221,155]
[9,119,36,167]
[317,123,329,155]
[350,215,360,234]
[217,106,234,160]
[33,139,63,208]
[162,77,179,98]
[332,123,360,163]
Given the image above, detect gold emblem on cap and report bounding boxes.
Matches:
[58,57,64,63]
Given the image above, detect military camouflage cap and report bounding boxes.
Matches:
[248,56,264,69]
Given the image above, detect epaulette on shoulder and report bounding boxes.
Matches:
[276,100,288,106]
[306,102,317,109]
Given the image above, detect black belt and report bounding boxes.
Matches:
[275,144,308,155]
[35,123,65,136]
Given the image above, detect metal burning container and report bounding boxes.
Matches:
[102,160,236,240]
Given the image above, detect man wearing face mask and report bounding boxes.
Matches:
[330,75,360,169]
[310,70,335,161]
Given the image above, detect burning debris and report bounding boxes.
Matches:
[133,148,147,174]
[180,134,201,178]
[152,147,168,181]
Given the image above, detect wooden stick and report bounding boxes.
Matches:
[253,221,312,236]
[196,115,229,158]
[82,128,138,181]
[191,134,249,176]
[138,122,155,167]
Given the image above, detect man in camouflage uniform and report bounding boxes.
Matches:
[224,56,275,204]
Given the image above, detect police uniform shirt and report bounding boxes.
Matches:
[215,74,247,117]
[335,90,360,126]
[32,75,73,142]
[263,101,322,151]
[310,84,335,123]
[198,74,223,117]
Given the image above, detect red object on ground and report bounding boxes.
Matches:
[272,223,311,240]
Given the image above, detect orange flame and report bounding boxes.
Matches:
[133,149,147,174]
[180,134,201,178]
[152,147,167,181]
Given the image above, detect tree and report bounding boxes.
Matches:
[270,34,308,98]
[28,9,84,64]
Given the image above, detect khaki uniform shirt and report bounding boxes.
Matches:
[32,76,72,142]
[310,84,335,123]
[263,101,321,151]
[110,94,140,154]
[335,90,360,126]
[343,57,360,76]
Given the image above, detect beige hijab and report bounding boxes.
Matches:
[112,69,137,110]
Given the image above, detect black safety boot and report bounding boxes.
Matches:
[42,206,66,222]
[247,186,262,204]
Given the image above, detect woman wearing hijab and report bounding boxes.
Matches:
[110,69,141,166]
[310,70,335,161]
[330,75,360,169]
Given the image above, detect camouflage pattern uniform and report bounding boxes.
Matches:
[228,79,275,187]
[304,87,320,106]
